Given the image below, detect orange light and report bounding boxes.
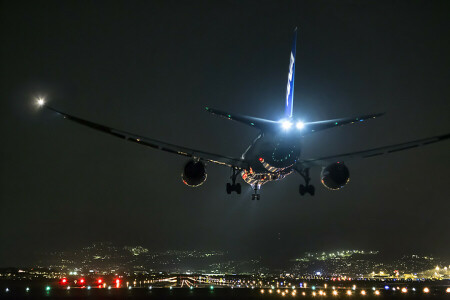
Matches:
[401,287,407,293]
[115,279,120,288]
[423,287,429,293]
[375,290,380,295]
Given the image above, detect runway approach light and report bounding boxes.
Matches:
[37,98,45,107]
[296,121,305,130]
[281,120,293,130]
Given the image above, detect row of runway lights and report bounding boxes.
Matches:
[260,286,450,296]
[4,286,450,294]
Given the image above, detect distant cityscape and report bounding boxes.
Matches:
[0,243,449,281]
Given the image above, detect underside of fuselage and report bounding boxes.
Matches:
[240,133,300,189]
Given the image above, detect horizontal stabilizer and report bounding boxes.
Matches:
[205,107,278,131]
[302,113,385,134]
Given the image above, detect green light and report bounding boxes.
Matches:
[335,122,338,125]
[250,123,254,126]
[46,286,51,291]
[210,285,214,290]
[205,107,209,110]
[228,115,231,118]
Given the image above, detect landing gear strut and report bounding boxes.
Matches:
[226,167,241,194]
[251,184,260,200]
[298,168,315,196]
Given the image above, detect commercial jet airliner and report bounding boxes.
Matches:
[37,28,449,200]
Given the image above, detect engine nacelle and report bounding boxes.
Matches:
[321,162,350,190]
[181,160,207,187]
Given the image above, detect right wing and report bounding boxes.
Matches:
[298,133,450,168]
[43,105,249,170]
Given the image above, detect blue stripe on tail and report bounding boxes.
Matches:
[285,27,297,118]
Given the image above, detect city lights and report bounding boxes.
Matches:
[374,290,380,295]
[423,287,430,293]
[361,290,366,295]
[401,287,407,293]
[332,290,338,296]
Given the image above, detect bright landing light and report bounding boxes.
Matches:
[281,120,293,130]
[296,121,305,129]
[37,98,45,106]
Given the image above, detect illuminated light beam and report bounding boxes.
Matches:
[296,121,305,130]
[281,119,293,130]
[37,98,45,107]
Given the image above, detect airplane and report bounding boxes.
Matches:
[36,28,449,200]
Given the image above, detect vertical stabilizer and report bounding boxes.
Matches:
[285,27,297,118]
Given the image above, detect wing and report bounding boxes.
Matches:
[298,133,450,168]
[43,105,249,169]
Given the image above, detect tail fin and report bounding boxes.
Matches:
[285,27,297,118]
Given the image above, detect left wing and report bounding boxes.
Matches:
[298,133,450,168]
[43,105,249,169]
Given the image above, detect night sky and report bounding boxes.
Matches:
[1,0,449,267]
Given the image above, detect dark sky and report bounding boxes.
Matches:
[1,0,449,267]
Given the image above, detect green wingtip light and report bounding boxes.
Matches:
[46,286,51,291]
[210,285,214,290]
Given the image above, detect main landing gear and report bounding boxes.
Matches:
[226,167,241,194]
[298,168,315,196]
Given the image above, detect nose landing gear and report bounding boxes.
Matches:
[251,183,261,200]
[297,168,315,196]
[226,167,241,194]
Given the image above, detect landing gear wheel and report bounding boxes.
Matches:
[308,185,315,196]
[299,184,306,196]
[226,167,242,195]
[251,194,256,200]
[226,183,232,194]
[297,168,315,196]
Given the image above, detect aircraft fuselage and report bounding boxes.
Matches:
[241,132,301,188]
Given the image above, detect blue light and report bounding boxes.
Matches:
[384,286,389,290]
[312,286,316,290]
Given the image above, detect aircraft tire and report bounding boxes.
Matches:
[299,184,306,195]
[308,185,315,196]
[226,183,232,194]
[236,183,241,194]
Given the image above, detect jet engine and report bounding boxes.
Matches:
[181,160,207,187]
[320,162,350,190]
